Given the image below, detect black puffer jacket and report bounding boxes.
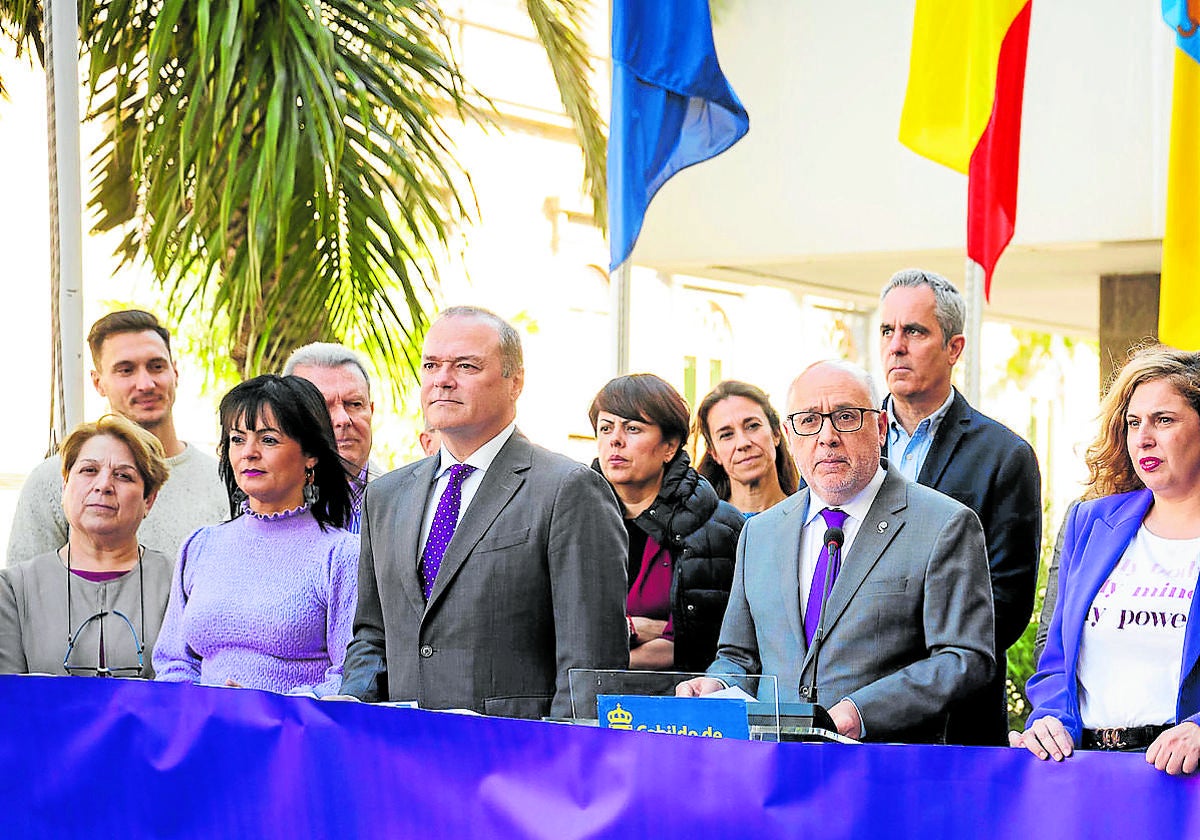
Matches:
[599,452,744,672]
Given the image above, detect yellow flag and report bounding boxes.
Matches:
[899,0,1029,174]
[1161,47,1200,350]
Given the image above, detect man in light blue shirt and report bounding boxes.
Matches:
[879,269,1041,746]
[885,387,954,482]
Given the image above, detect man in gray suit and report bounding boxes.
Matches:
[679,360,994,743]
[340,306,628,719]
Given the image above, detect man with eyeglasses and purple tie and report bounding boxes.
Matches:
[678,360,995,744]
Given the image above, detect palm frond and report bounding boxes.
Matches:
[80,0,477,388]
[0,0,44,98]
[523,0,606,227]
[3,0,604,389]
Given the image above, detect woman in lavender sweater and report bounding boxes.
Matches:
[153,375,360,696]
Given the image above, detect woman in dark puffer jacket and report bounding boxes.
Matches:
[590,374,743,672]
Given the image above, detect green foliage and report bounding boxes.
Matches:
[82,0,479,384]
[1005,617,1040,730]
[0,1,608,393]
[1006,495,1057,730]
[999,328,1091,391]
[0,0,40,82]
[524,0,606,227]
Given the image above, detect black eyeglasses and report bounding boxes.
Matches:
[64,545,147,678]
[787,408,882,437]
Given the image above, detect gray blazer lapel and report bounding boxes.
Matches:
[802,469,907,671]
[426,433,530,609]
[775,491,810,656]
[394,458,438,616]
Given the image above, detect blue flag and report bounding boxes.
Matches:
[608,0,749,270]
[1164,0,1200,60]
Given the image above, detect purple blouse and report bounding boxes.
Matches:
[153,505,359,696]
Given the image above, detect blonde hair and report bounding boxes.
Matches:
[1085,344,1200,499]
[59,414,170,499]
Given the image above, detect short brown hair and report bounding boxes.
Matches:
[1085,343,1200,498]
[589,374,691,448]
[60,414,171,499]
[87,310,172,369]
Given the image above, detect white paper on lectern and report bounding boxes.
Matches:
[702,685,757,702]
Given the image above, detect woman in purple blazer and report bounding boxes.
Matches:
[1014,345,1200,774]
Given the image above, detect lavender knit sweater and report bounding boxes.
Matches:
[152,506,360,697]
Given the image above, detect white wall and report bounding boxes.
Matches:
[636,0,1174,264]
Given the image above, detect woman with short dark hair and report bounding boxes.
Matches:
[153,375,359,696]
[590,374,742,672]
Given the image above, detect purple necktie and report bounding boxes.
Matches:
[804,508,849,646]
[420,463,477,600]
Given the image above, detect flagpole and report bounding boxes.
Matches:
[611,262,631,376]
[607,0,747,380]
[963,258,984,406]
[46,0,85,440]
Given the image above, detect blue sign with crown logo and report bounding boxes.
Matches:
[598,695,750,740]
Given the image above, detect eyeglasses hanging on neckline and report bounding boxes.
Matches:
[63,609,145,677]
[63,545,147,678]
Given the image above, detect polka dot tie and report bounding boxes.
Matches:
[805,508,849,646]
[420,463,477,600]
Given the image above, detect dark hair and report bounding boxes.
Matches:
[589,374,691,449]
[693,380,800,500]
[87,310,172,368]
[217,375,353,530]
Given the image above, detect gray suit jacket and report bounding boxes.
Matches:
[341,431,629,719]
[709,465,995,743]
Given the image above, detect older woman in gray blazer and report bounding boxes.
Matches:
[0,415,173,677]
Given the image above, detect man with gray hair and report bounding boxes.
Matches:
[678,359,994,743]
[879,268,1041,746]
[283,342,380,533]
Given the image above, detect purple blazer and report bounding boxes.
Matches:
[1027,489,1200,742]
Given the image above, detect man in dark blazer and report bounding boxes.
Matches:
[879,269,1042,745]
[679,361,995,743]
[340,306,629,719]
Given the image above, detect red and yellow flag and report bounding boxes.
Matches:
[899,1,1033,299]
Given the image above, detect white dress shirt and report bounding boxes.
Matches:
[798,467,888,614]
[418,422,517,558]
[799,466,887,736]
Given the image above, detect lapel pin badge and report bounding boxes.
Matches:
[877,521,888,533]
